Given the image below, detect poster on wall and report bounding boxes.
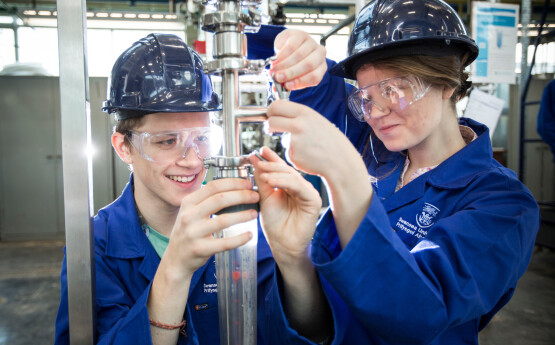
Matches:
[471,2,519,84]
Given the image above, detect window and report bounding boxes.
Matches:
[0,18,185,76]
[0,29,16,69]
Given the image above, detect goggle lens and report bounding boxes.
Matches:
[128,126,223,163]
[347,76,430,122]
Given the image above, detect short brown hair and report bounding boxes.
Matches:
[113,112,146,148]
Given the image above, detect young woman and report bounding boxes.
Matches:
[261,0,541,344]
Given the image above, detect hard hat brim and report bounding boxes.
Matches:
[329,36,479,80]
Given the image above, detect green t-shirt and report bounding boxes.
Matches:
[142,223,169,258]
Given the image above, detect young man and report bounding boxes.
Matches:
[55,32,333,345]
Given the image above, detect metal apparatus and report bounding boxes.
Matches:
[200,1,280,344]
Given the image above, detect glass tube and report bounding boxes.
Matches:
[215,218,258,345]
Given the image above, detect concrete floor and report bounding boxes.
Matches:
[0,241,554,345]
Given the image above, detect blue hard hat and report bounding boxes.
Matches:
[329,0,479,79]
[102,33,221,119]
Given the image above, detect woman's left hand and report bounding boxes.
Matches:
[250,147,322,264]
[270,29,327,91]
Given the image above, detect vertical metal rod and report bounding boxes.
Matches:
[56,0,96,344]
[12,18,19,62]
[222,70,240,156]
[518,0,531,180]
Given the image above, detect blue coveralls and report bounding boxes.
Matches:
[55,175,340,345]
[251,26,540,344]
[310,118,540,345]
[537,79,555,161]
[54,25,347,345]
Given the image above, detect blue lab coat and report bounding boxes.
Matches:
[249,26,540,344]
[54,26,351,345]
[537,79,555,161]
[54,175,343,345]
[311,118,540,345]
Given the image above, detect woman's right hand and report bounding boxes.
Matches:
[267,100,373,249]
[267,100,363,180]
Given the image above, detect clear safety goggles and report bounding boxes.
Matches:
[347,76,431,122]
[126,126,223,163]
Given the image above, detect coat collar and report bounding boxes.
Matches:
[372,118,497,212]
[104,174,147,259]
[426,118,495,189]
[101,173,210,287]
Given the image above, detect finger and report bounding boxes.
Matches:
[267,100,310,120]
[272,38,319,80]
[267,113,302,135]
[284,59,328,91]
[181,178,253,209]
[273,45,327,87]
[193,231,253,258]
[273,29,304,56]
[261,172,321,204]
[179,208,258,239]
[255,161,294,187]
[208,209,259,235]
[258,147,287,164]
[256,161,293,174]
[180,187,259,226]
[200,188,260,215]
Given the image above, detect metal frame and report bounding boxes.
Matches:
[56,0,96,343]
[518,0,552,181]
[320,14,354,46]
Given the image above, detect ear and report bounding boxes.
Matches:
[112,132,133,165]
[442,86,456,100]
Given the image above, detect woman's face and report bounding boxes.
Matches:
[355,65,449,153]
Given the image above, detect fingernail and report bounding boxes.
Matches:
[275,73,285,83]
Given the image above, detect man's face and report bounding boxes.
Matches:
[126,112,211,210]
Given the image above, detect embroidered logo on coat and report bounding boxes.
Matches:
[195,303,209,311]
[416,203,440,228]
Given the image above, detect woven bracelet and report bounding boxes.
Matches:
[149,318,187,337]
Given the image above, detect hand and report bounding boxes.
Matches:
[162,178,259,280]
[250,147,321,264]
[270,29,327,91]
[266,100,359,179]
[267,100,374,250]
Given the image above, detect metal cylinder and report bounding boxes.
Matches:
[213,32,247,58]
[221,70,241,157]
[201,2,265,344]
[215,219,258,345]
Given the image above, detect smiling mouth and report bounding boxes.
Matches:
[380,124,398,132]
[168,175,196,183]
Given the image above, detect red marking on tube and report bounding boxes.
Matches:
[232,271,241,281]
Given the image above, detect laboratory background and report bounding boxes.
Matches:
[0,0,554,344]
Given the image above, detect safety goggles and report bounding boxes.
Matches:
[125,126,223,163]
[347,76,431,122]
